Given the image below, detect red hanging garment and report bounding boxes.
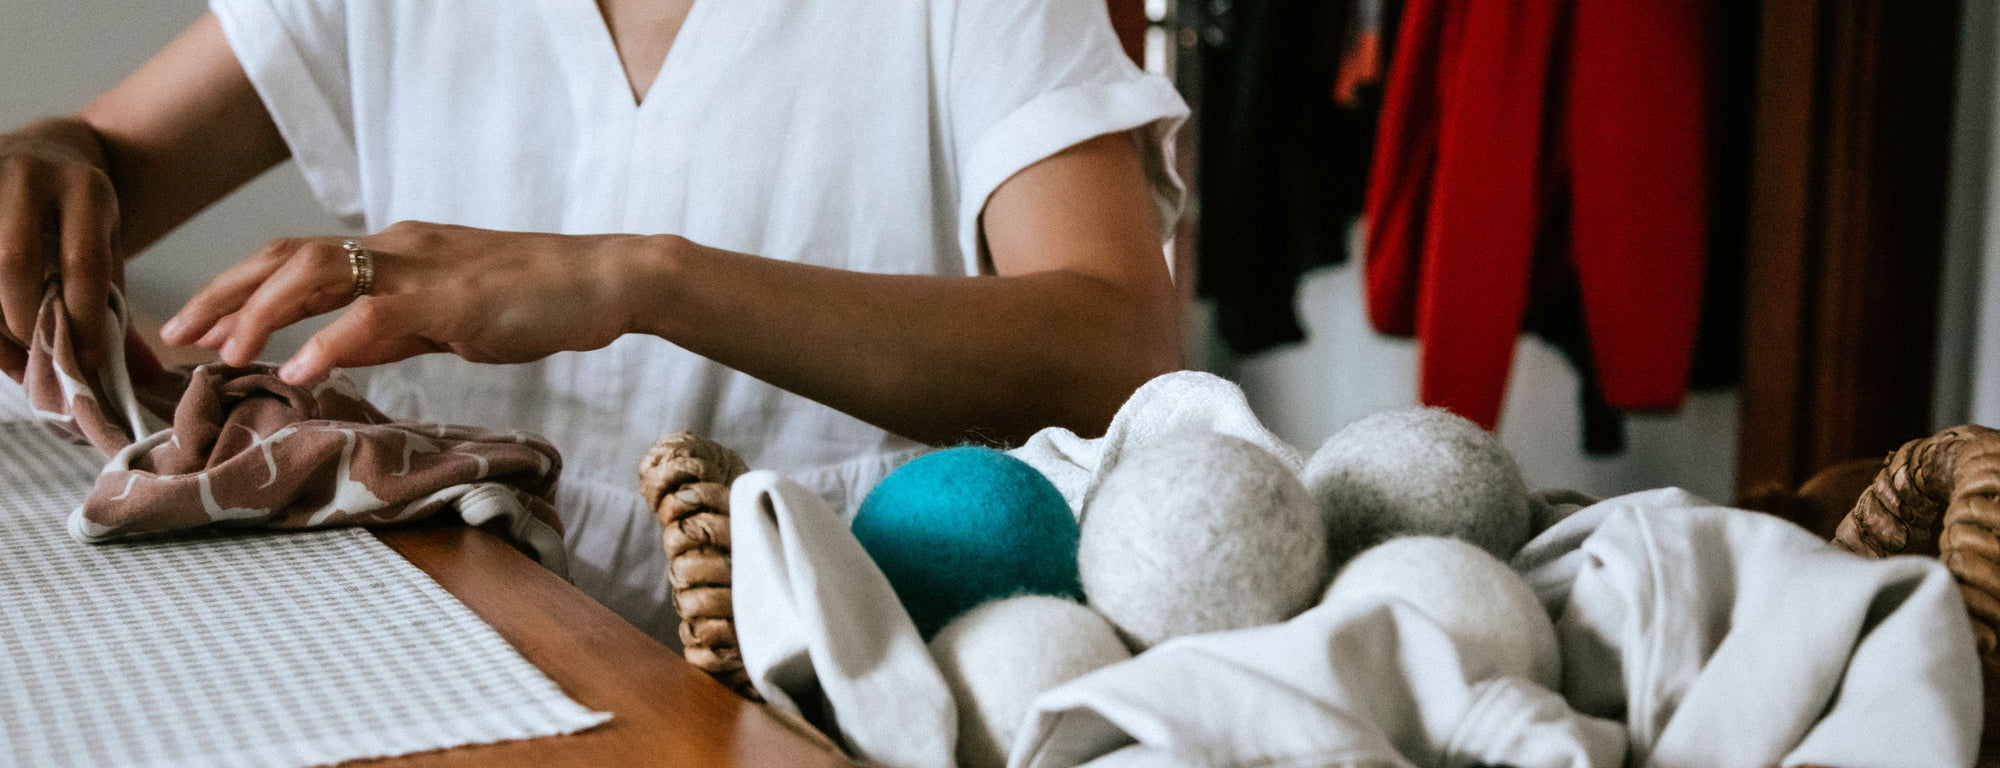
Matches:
[1363,0,1713,430]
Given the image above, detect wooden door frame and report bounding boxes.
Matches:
[1735,0,1960,502]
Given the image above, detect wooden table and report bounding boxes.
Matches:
[357,524,853,767]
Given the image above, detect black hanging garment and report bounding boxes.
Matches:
[1193,0,1387,355]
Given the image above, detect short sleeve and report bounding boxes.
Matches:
[943,0,1190,273]
[210,0,365,228]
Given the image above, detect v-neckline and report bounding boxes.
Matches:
[580,0,705,111]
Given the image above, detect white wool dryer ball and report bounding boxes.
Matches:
[1079,430,1331,650]
[929,595,1133,768]
[1324,536,1560,688]
[1304,407,1532,564]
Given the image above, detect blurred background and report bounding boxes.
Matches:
[5,0,1993,508]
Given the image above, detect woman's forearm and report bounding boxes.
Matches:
[621,131,1183,445]
[622,236,1182,445]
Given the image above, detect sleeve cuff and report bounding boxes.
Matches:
[956,75,1190,275]
[210,0,366,229]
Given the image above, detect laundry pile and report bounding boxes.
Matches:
[18,286,567,570]
[728,372,1981,768]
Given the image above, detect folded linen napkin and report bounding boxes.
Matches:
[731,470,959,768]
[18,286,568,571]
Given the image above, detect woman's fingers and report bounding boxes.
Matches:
[195,312,236,350]
[0,124,128,381]
[0,163,45,350]
[278,296,444,384]
[215,244,350,365]
[58,168,116,371]
[161,237,300,346]
[180,221,614,382]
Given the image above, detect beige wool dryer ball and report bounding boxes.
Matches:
[1079,430,1331,650]
[928,595,1133,768]
[1324,536,1560,688]
[1305,407,1533,564]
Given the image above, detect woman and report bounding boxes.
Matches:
[0,0,1187,642]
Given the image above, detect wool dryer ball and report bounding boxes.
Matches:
[1324,536,1560,688]
[928,595,1132,768]
[1079,430,1331,650]
[851,446,1084,638]
[1304,407,1533,563]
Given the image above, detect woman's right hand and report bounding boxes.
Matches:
[0,118,122,378]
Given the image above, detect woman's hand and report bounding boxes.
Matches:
[0,119,122,376]
[0,12,296,380]
[160,221,655,385]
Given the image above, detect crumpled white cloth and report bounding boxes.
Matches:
[1514,488,1982,767]
[1015,599,1626,768]
[732,370,1984,768]
[1017,488,1982,767]
[734,464,1626,768]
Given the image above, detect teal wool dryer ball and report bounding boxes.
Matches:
[851,447,1084,638]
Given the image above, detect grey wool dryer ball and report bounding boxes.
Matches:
[1079,430,1331,650]
[928,595,1132,768]
[1304,407,1532,564]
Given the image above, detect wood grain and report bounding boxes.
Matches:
[359,524,853,768]
[1735,0,1957,504]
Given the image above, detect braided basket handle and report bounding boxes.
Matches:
[638,432,757,701]
[1832,425,2000,658]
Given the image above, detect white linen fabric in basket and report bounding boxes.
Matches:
[737,371,1982,768]
[0,417,610,768]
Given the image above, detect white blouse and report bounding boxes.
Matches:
[211,0,1187,642]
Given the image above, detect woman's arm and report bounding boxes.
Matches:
[627,131,1183,443]
[0,13,285,372]
[167,131,1181,444]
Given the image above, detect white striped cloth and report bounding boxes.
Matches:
[0,391,609,768]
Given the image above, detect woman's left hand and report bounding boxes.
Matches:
[160,221,653,385]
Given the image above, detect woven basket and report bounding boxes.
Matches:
[1828,424,2000,763]
[636,433,856,758]
[642,428,2000,761]
[637,433,758,699]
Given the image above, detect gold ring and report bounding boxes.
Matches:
[342,238,375,297]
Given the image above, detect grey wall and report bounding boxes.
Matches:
[1943,0,2000,430]
[1,1,344,359]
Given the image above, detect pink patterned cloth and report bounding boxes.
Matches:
[19,287,569,571]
